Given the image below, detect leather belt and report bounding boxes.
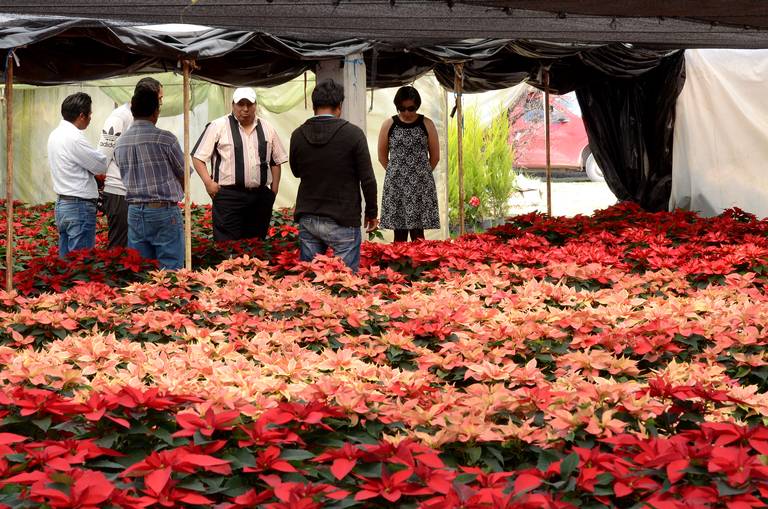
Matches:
[135,201,176,208]
[58,195,97,204]
[220,185,266,193]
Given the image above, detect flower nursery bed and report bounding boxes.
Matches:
[0,201,767,508]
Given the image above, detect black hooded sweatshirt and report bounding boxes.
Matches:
[289,117,377,227]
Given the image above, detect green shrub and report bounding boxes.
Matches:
[485,106,516,220]
[448,104,517,231]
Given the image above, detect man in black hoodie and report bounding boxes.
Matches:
[289,79,378,272]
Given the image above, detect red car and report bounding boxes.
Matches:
[510,90,604,182]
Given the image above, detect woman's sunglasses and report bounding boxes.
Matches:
[398,105,418,112]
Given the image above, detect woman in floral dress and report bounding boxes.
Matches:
[377,86,441,242]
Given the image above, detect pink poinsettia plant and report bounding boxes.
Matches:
[0,200,768,505]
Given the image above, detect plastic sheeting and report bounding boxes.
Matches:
[576,51,685,211]
[0,73,451,239]
[458,1,768,32]
[0,16,686,213]
[670,49,768,217]
[0,17,680,93]
[0,79,229,205]
[2,1,768,48]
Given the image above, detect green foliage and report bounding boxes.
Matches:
[448,105,517,231]
[448,107,486,227]
[484,107,516,220]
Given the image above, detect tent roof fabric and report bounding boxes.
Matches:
[0,3,691,213]
[0,1,767,48]
[461,1,768,31]
[0,17,678,92]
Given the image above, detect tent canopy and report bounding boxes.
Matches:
[462,1,768,31]
[0,1,767,47]
[0,4,698,212]
[0,17,676,93]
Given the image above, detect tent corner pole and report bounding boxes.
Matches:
[5,51,14,292]
[543,68,552,217]
[182,59,194,271]
[454,63,465,236]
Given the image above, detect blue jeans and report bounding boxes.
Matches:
[55,199,97,258]
[127,204,184,270]
[298,214,362,272]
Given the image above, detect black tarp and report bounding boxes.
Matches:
[0,17,679,93]
[0,15,686,210]
[2,0,768,48]
[459,1,768,31]
[578,53,686,211]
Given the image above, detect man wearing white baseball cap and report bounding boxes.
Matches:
[192,87,288,241]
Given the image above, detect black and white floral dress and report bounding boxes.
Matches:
[380,115,440,230]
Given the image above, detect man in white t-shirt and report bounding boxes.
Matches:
[97,77,164,248]
[48,92,108,257]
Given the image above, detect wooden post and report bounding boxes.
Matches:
[454,63,465,235]
[543,68,552,216]
[442,86,450,240]
[183,60,193,270]
[315,59,344,88]
[4,52,14,292]
[341,53,367,132]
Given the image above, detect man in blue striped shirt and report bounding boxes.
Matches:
[114,85,185,270]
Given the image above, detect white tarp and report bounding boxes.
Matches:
[670,49,768,217]
[0,73,452,239]
[262,74,451,240]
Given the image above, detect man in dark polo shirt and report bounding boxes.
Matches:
[114,85,185,270]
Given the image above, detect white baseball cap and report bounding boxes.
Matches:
[232,87,257,104]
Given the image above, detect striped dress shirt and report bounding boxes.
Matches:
[191,114,288,188]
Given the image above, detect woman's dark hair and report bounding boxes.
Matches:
[312,79,344,110]
[130,86,160,118]
[394,86,421,110]
[135,76,162,95]
[61,92,92,122]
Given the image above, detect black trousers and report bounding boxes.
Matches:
[393,229,425,242]
[212,186,276,242]
[102,192,129,248]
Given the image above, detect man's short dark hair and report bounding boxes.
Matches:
[131,86,160,118]
[61,92,92,123]
[394,86,422,110]
[135,76,162,95]
[312,79,344,110]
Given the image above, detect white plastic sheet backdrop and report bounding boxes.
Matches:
[0,73,454,240]
[260,74,451,241]
[670,49,768,217]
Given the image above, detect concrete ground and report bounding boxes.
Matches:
[509,173,617,217]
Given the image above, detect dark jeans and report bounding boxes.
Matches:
[127,204,184,270]
[212,185,275,242]
[103,192,129,249]
[298,214,362,272]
